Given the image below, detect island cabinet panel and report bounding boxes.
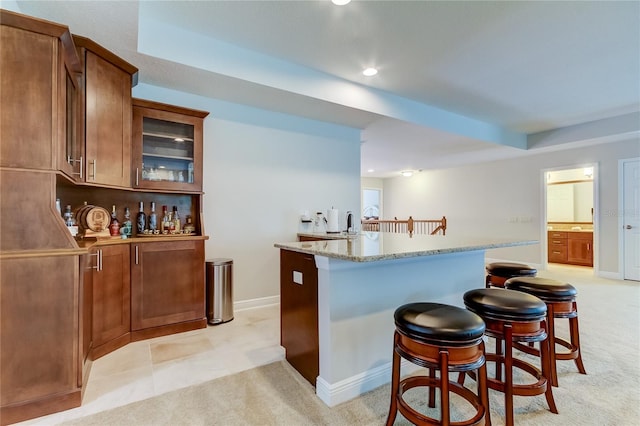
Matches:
[280,249,319,385]
[74,35,137,188]
[130,240,205,332]
[0,255,81,425]
[91,244,131,359]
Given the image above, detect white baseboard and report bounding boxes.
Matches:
[234,295,280,312]
[315,359,422,407]
[598,270,622,280]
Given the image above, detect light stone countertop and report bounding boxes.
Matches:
[297,232,359,240]
[275,232,538,263]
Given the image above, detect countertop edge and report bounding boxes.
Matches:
[274,239,539,262]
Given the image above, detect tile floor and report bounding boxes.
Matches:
[16,304,284,425]
[15,263,616,425]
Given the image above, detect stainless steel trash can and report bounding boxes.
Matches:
[206,258,233,324]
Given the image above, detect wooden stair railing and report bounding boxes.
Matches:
[361,216,446,236]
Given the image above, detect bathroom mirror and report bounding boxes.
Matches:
[547,181,593,223]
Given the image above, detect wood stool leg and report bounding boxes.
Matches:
[386,333,401,426]
[539,319,559,414]
[546,304,559,387]
[495,337,504,382]
[478,341,491,426]
[504,324,514,426]
[428,367,437,408]
[570,302,587,375]
[440,350,450,425]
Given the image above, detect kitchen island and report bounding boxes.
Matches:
[274,232,537,407]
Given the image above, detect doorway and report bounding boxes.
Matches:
[543,164,597,271]
[362,188,381,220]
[620,158,640,281]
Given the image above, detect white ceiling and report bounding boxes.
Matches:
[14,0,640,177]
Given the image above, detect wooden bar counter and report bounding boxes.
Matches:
[275,232,537,407]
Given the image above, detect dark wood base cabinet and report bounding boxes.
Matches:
[0,255,82,425]
[131,240,206,333]
[90,244,131,360]
[280,249,319,385]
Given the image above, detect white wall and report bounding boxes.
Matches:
[133,84,361,305]
[382,137,640,275]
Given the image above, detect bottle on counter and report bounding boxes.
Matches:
[172,206,181,232]
[109,205,120,236]
[136,201,146,235]
[183,215,195,234]
[123,207,132,237]
[56,199,62,216]
[161,205,170,233]
[148,202,158,232]
[63,205,78,237]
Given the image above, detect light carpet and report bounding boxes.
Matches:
[63,271,639,425]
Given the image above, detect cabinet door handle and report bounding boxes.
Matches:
[89,159,96,180]
[136,168,139,186]
[90,251,100,270]
[79,155,83,179]
[587,243,590,251]
[91,249,103,271]
[135,245,139,265]
[553,251,562,255]
[68,156,83,179]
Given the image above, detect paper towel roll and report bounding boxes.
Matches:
[327,208,340,233]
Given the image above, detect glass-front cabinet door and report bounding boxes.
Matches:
[132,99,209,192]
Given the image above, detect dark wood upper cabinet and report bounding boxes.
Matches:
[73,35,138,188]
[0,9,82,172]
[132,99,209,192]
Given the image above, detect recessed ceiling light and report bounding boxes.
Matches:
[367,169,375,173]
[363,67,378,77]
[401,170,413,177]
[332,0,351,5]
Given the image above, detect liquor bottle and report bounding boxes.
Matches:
[63,205,78,237]
[161,205,170,233]
[172,206,181,232]
[109,205,120,236]
[167,210,175,232]
[56,199,62,216]
[136,201,146,234]
[148,202,158,232]
[183,215,195,234]
[123,207,132,237]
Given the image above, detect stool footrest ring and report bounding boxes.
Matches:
[397,376,487,426]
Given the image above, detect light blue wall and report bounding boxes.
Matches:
[133,83,362,303]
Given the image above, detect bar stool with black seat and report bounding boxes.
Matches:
[485,262,537,288]
[462,289,558,426]
[386,302,491,426]
[504,276,586,387]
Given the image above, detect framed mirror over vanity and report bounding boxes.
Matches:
[546,168,594,267]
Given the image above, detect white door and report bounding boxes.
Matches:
[623,159,640,281]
